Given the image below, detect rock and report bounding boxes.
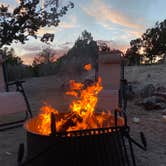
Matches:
[162,110,166,115]
[147,74,151,78]
[140,84,155,98]
[156,86,166,92]
[153,92,166,99]
[126,82,142,99]
[132,117,140,123]
[126,84,135,100]
[134,98,143,106]
[155,102,166,109]
[142,96,166,110]
[5,152,12,155]
[162,115,166,123]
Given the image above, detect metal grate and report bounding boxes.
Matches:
[18,125,145,166]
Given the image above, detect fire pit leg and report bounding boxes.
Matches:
[128,139,136,166]
[17,143,24,166]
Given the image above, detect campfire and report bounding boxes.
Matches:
[25,65,124,135]
[19,57,146,166]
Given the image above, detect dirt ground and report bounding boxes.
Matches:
[0,65,166,166]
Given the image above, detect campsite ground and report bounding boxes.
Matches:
[0,64,166,166]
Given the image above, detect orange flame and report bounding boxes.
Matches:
[66,77,102,117]
[84,64,92,71]
[25,77,124,136]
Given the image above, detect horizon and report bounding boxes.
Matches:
[1,0,166,64]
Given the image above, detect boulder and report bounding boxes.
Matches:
[162,115,166,123]
[156,86,166,92]
[153,92,166,99]
[162,109,166,115]
[142,96,166,110]
[126,84,135,100]
[140,84,155,98]
[134,98,143,106]
[126,82,142,99]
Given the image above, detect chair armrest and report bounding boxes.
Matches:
[7,80,25,86]
[7,80,25,92]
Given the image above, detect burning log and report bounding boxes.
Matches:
[57,112,83,132]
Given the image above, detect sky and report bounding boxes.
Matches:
[1,0,166,64]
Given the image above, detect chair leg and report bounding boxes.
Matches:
[17,83,33,118]
[20,87,33,118]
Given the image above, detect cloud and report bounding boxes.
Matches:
[82,0,144,29]
[57,42,74,49]
[15,0,20,4]
[21,52,36,65]
[116,29,143,42]
[127,30,143,38]
[36,27,57,36]
[37,16,78,36]
[59,16,77,29]
[96,22,114,31]
[21,48,69,65]
[81,0,145,39]
[19,43,70,65]
[22,45,43,52]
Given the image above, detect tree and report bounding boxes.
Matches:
[74,30,94,48]
[110,49,123,55]
[32,47,55,65]
[141,20,166,63]
[67,30,98,68]
[126,19,166,64]
[142,27,159,63]
[0,0,74,48]
[0,47,34,81]
[72,30,98,62]
[125,38,143,65]
[0,47,23,65]
[56,30,98,75]
[32,47,58,77]
[98,42,110,52]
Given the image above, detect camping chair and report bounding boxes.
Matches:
[97,51,126,111]
[0,53,32,131]
[96,51,147,165]
[96,51,129,124]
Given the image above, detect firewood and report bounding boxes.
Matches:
[58,112,83,132]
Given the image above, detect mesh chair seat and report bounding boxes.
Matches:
[0,92,27,116]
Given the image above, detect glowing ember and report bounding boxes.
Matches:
[25,77,124,136]
[84,64,92,71]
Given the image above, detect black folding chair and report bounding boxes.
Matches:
[0,52,32,131]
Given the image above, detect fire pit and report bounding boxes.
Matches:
[23,123,131,166]
[18,55,147,166]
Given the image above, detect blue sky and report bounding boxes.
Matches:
[1,0,166,64]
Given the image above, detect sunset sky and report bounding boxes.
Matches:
[1,0,166,64]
